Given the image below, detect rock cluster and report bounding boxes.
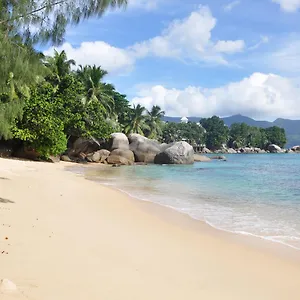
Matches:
[61,133,205,165]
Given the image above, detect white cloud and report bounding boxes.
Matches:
[44,41,135,74]
[45,6,246,71]
[130,6,245,64]
[131,73,300,119]
[248,35,269,51]
[265,38,300,73]
[223,1,241,12]
[272,0,300,12]
[213,40,245,53]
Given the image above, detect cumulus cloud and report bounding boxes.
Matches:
[213,40,245,53]
[44,6,246,71]
[223,1,241,12]
[272,0,300,12]
[44,41,135,74]
[131,73,300,120]
[130,6,245,64]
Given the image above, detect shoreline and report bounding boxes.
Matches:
[80,165,300,261]
[80,162,300,254]
[1,158,300,299]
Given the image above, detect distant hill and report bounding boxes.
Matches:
[162,114,300,148]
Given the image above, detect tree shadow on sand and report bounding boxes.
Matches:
[0,197,14,204]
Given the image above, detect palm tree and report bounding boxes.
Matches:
[76,65,114,116]
[44,50,75,83]
[146,105,165,138]
[125,104,149,135]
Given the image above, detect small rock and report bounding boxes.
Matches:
[112,164,121,167]
[48,155,60,163]
[60,155,72,162]
[211,155,227,161]
[194,154,211,162]
[107,155,133,166]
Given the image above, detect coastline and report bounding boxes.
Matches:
[1,158,300,299]
[81,163,300,259]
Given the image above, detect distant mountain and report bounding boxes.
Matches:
[222,114,272,128]
[162,114,300,148]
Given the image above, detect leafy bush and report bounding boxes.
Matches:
[200,116,229,150]
[13,82,67,158]
[161,122,205,145]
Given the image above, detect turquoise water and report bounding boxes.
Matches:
[86,154,300,250]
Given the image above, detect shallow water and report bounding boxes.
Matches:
[85,154,300,250]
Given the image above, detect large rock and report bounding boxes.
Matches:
[268,144,282,153]
[69,137,101,157]
[240,147,254,154]
[227,148,237,154]
[255,148,266,154]
[106,155,133,166]
[154,141,194,165]
[110,133,129,151]
[87,149,111,163]
[291,145,300,152]
[128,134,162,163]
[110,149,134,162]
[194,154,211,162]
[201,147,212,154]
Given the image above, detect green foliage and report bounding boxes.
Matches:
[0,33,46,95]
[200,116,229,150]
[12,82,67,158]
[0,1,127,139]
[0,96,23,140]
[0,0,128,45]
[76,65,114,117]
[264,126,287,148]
[54,75,86,138]
[161,122,205,145]
[228,123,286,149]
[228,123,266,149]
[145,105,165,139]
[11,72,113,158]
[125,104,149,135]
[44,50,75,85]
[113,92,131,128]
[84,101,113,138]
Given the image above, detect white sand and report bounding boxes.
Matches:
[0,158,300,300]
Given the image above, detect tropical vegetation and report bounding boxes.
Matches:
[0,1,288,158]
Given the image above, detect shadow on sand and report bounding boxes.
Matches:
[0,198,14,204]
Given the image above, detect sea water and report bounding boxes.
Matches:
[86,154,300,250]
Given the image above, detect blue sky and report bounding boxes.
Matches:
[45,0,300,120]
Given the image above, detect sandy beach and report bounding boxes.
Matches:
[0,158,300,300]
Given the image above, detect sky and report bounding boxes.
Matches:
[44,0,300,120]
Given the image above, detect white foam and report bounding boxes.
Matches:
[80,169,300,251]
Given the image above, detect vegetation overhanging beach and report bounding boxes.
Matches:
[1,1,300,299]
